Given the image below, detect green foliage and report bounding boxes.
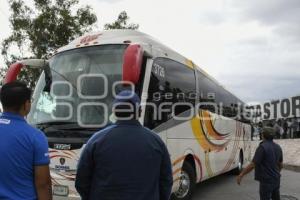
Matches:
[1,7,139,88]
[104,11,139,30]
[1,0,97,87]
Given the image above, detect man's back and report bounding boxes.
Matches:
[253,140,283,183]
[76,120,173,200]
[0,113,49,200]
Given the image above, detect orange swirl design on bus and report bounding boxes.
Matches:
[221,122,243,173]
[191,110,231,177]
[202,111,230,140]
[191,111,229,152]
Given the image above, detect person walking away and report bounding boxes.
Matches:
[273,120,281,139]
[278,120,284,139]
[0,81,52,200]
[283,119,288,139]
[75,90,173,200]
[236,127,283,200]
[258,122,263,140]
[290,117,298,139]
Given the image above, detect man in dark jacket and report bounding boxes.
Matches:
[237,127,283,200]
[75,90,173,200]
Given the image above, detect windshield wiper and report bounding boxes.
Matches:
[43,62,79,94]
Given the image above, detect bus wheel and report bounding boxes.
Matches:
[232,151,243,175]
[172,162,196,200]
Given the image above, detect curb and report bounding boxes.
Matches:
[283,164,300,173]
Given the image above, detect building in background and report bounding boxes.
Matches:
[249,95,300,139]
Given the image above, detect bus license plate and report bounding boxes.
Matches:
[53,185,69,196]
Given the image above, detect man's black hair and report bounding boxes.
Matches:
[0,81,32,111]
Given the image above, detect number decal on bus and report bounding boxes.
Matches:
[153,63,165,78]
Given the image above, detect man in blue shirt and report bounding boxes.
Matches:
[0,81,52,200]
[75,90,173,200]
[237,127,283,200]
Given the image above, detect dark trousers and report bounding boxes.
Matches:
[259,181,280,200]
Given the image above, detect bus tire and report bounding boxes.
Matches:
[232,151,243,175]
[171,162,196,200]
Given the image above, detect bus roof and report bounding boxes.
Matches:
[57,30,217,82]
[56,30,183,60]
[56,29,243,103]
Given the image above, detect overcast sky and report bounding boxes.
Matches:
[0,0,299,103]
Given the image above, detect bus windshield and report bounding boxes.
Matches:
[27,44,127,128]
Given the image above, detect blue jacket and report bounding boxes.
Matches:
[75,120,173,200]
[253,140,283,183]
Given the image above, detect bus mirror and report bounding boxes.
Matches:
[4,62,24,84]
[20,59,48,69]
[4,59,48,84]
[122,44,143,84]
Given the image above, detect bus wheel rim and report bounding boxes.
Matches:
[238,156,243,171]
[175,170,190,198]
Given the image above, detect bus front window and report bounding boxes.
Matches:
[27,45,127,128]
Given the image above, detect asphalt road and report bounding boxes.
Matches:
[192,170,300,200]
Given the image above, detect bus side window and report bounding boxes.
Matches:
[197,70,218,113]
[144,59,168,129]
[163,59,196,116]
[144,58,196,129]
[197,69,243,119]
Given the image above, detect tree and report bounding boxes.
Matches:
[1,0,97,87]
[1,8,139,87]
[104,11,139,30]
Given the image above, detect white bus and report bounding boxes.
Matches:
[3,30,252,200]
